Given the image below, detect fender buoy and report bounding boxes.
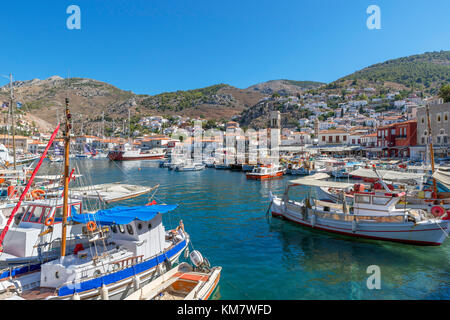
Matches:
[31,189,45,200]
[7,186,17,198]
[44,217,54,226]
[87,221,97,232]
[431,206,446,218]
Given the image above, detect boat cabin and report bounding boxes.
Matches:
[1,199,84,259]
[352,191,406,216]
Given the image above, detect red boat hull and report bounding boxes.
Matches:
[246,172,284,180]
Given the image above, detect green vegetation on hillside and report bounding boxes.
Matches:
[439,84,450,103]
[140,84,228,112]
[338,51,450,94]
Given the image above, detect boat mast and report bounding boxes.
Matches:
[61,97,71,257]
[426,104,438,200]
[9,74,16,169]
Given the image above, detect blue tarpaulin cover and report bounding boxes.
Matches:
[69,204,178,225]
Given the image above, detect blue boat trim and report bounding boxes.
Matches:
[57,239,187,297]
[0,263,41,281]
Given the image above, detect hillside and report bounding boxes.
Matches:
[0,78,265,134]
[247,79,325,96]
[336,51,450,94]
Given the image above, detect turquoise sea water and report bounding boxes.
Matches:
[44,159,450,300]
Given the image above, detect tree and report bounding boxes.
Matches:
[439,84,450,103]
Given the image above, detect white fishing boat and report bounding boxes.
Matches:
[269,170,449,246]
[125,252,221,300]
[246,164,284,180]
[69,183,158,203]
[108,144,165,161]
[175,162,205,172]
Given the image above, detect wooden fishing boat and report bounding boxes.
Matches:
[269,170,449,246]
[125,258,221,300]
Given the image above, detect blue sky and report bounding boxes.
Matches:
[0,0,449,94]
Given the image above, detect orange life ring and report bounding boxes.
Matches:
[0,178,5,184]
[31,189,46,200]
[44,217,54,226]
[87,221,97,232]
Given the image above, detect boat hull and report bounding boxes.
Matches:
[108,151,164,161]
[246,172,284,180]
[270,198,448,246]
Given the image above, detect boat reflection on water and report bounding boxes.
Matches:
[268,218,450,299]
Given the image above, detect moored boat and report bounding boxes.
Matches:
[125,252,221,300]
[246,164,284,180]
[269,171,449,246]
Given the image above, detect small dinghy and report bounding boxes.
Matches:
[125,251,221,300]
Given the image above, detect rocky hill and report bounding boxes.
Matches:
[247,79,325,96]
[0,78,265,133]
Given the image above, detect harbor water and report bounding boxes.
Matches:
[45,159,450,300]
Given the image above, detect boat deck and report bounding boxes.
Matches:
[20,287,55,300]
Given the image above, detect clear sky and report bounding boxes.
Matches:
[0,0,449,94]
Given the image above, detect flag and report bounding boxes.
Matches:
[16,102,22,108]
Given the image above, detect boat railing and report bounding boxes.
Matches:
[114,255,144,269]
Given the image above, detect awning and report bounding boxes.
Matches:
[433,169,450,190]
[289,177,353,189]
[69,204,178,226]
[349,168,423,181]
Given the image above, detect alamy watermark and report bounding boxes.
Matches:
[366,5,381,30]
[67,5,81,30]
[366,265,381,289]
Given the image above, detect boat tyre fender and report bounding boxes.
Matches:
[311,214,316,228]
[164,258,172,271]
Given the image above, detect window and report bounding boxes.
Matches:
[422,137,425,144]
[28,206,45,223]
[444,113,449,122]
[322,136,325,141]
[343,136,347,141]
[118,225,125,233]
[355,195,371,204]
[336,136,340,142]
[437,137,441,144]
[444,136,448,144]
[437,113,442,123]
[421,117,425,124]
[148,223,152,230]
[111,225,117,233]
[137,223,143,230]
[22,206,34,222]
[126,224,134,235]
[54,207,63,222]
[372,196,390,205]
